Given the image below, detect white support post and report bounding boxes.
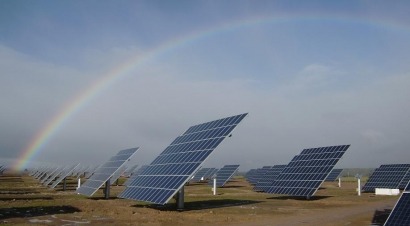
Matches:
[338,177,341,187]
[77,178,81,189]
[357,178,361,196]
[213,178,216,195]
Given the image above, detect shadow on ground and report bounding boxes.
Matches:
[371,208,391,226]
[0,196,53,201]
[267,195,332,201]
[0,205,80,220]
[133,199,262,211]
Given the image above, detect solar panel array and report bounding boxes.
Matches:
[399,169,410,190]
[207,168,219,179]
[247,166,274,185]
[124,165,148,186]
[362,164,410,192]
[384,181,410,225]
[118,113,247,205]
[50,163,80,188]
[209,165,240,187]
[253,165,287,192]
[110,165,127,185]
[325,169,343,181]
[77,147,139,196]
[191,168,213,182]
[266,145,350,197]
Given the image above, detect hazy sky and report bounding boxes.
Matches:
[1,1,410,171]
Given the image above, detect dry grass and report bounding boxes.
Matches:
[0,173,398,225]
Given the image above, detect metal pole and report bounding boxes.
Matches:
[338,177,341,187]
[63,177,67,191]
[213,178,216,195]
[105,179,110,199]
[176,187,184,210]
[357,178,361,196]
[77,178,81,189]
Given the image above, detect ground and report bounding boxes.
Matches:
[0,173,399,225]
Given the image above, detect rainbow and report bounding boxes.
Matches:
[11,14,409,171]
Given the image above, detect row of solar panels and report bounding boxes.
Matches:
[29,114,353,206]
[27,113,247,205]
[28,158,142,189]
[242,145,350,198]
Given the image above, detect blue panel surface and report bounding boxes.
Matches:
[254,165,286,192]
[76,147,139,196]
[118,113,247,205]
[325,169,343,181]
[50,163,80,188]
[384,181,410,226]
[362,164,410,192]
[208,165,239,187]
[247,166,274,185]
[266,145,350,197]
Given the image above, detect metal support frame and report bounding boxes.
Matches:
[104,178,111,199]
[63,177,67,191]
[176,187,184,210]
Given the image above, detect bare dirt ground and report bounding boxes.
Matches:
[0,173,398,225]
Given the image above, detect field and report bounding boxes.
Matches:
[0,173,399,226]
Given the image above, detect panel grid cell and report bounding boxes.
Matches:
[362,164,410,192]
[266,145,350,198]
[76,147,139,196]
[118,113,247,205]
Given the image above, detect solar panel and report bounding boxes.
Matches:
[124,164,139,177]
[124,165,148,186]
[76,147,139,196]
[399,169,410,190]
[245,169,257,180]
[253,165,287,192]
[384,181,410,225]
[191,168,213,182]
[247,166,274,185]
[206,168,219,179]
[50,163,80,188]
[362,164,410,192]
[118,113,248,205]
[209,165,240,187]
[110,165,127,185]
[43,166,67,185]
[266,145,350,198]
[325,169,343,181]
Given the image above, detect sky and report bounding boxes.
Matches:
[1,0,410,171]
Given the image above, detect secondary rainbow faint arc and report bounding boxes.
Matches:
[12,14,409,171]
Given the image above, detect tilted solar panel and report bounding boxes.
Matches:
[362,164,410,192]
[76,147,139,196]
[110,165,127,185]
[247,166,274,185]
[124,165,148,186]
[384,181,410,225]
[50,163,80,188]
[325,169,343,181]
[253,165,286,192]
[191,168,213,182]
[399,169,410,190]
[44,166,67,186]
[118,113,247,205]
[208,164,239,187]
[266,145,350,198]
